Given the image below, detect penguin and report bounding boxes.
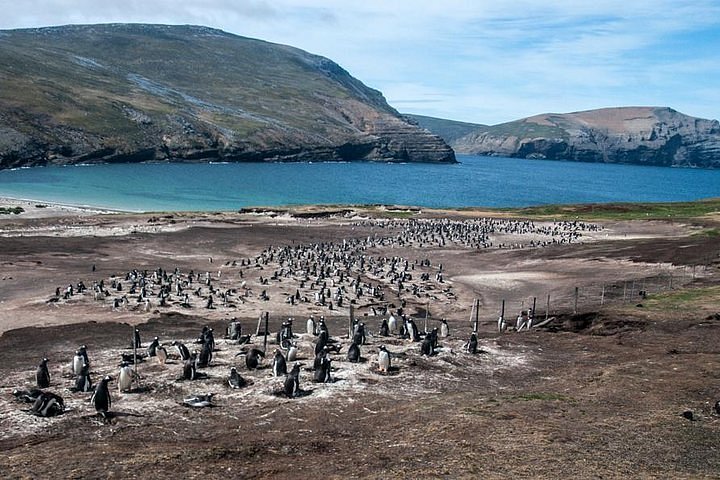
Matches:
[227,319,242,341]
[132,328,142,349]
[241,348,265,370]
[284,363,301,398]
[204,328,216,352]
[352,323,366,346]
[237,334,252,345]
[313,347,328,371]
[72,350,84,376]
[118,362,133,392]
[388,315,397,334]
[91,376,112,416]
[429,328,439,350]
[147,337,160,357]
[379,319,389,337]
[182,355,197,380]
[172,340,191,361]
[74,363,93,392]
[228,367,246,389]
[420,336,434,356]
[313,356,331,383]
[377,346,391,373]
[156,346,168,365]
[30,391,65,417]
[306,316,316,335]
[405,318,419,342]
[36,358,50,388]
[347,342,361,363]
[12,388,43,403]
[466,332,478,354]
[197,341,213,368]
[440,319,450,338]
[272,349,287,377]
[314,333,328,356]
[78,345,89,366]
[715,400,720,416]
[183,393,214,408]
[287,342,298,362]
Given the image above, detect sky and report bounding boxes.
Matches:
[1,0,719,125]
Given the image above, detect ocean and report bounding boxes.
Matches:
[0,155,718,212]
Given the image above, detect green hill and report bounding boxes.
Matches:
[0,24,455,168]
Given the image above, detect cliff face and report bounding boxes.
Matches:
[449,107,720,168]
[0,24,455,169]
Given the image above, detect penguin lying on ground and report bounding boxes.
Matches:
[30,391,65,417]
[12,388,44,403]
[227,367,246,389]
[183,393,214,408]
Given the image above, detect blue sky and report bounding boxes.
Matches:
[1,0,719,124]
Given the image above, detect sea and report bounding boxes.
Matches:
[0,154,718,212]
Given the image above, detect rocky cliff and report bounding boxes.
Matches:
[0,24,455,169]
[414,107,720,168]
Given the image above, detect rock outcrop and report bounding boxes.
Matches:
[413,107,720,168]
[0,24,455,169]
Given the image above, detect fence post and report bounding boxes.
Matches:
[573,287,579,314]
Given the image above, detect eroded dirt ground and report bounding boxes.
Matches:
[0,209,719,479]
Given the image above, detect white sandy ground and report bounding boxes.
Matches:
[0,327,532,442]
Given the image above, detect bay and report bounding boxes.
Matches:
[0,155,718,212]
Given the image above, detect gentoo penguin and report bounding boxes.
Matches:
[30,392,65,417]
[313,347,329,371]
[379,319,389,337]
[12,388,43,403]
[172,341,191,361]
[204,328,216,352]
[440,319,450,338]
[74,363,93,392]
[72,350,84,376]
[714,400,720,416]
[132,328,142,349]
[347,342,361,363]
[466,332,478,354]
[36,358,50,388]
[183,393,214,408]
[352,323,366,346]
[429,328,439,350]
[156,345,168,365]
[228,367,246,389]
[420,336,434,356]
[227,319,242,341]
[284,363,301,398]
[377,346,391,373]
[287,342,298,362]
[314,333,328,356]
[118,362,133,392]
[182,355,197,380]
[272,349,287,377]
[497,315,506,332]
[313,356,332,383]
[241,348,265,370]
[388,315,397,334]
[306,316,316,335]
[197,341,213,368]
[78,345,89,366]
[405,318,419,342]
[147,337,160,357]
[91,376,112,416]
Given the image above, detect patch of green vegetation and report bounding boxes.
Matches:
[502,198,720,221]
[692,228,720,237]
[485,119,569,140]
[0,206,25,214]
[642,286,720,311]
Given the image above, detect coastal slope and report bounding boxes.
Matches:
[410,107,720,168]
[0,24,455,168]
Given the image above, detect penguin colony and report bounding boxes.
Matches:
[45,217,598,324]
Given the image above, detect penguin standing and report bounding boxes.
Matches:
[352,323,366,346]
[183,354,198,380]
[147,337,160,357]
[172,341,191,361]
[228,367,246,389]
[440,319,450,338]
[227,319,242,341]
[74,363,93,392]
[118,362,133,392]
[284,363,301,398]
[132,328,142,349]
[272,349,287,377]
[287,342,298,362]
[379,319,389,337]
[347,342,361,363]
[156,346,168,365]
[306,316,316,335]
[388,315,397,334]
[313,356,332,383]
[36,358,50,388]
[72,350,84,377]
[197,341,213,368]
[466,332,478,354]
[420,336,434,356]
[91,376,112,416]
[377,346,391,373]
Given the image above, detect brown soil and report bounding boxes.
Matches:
[1,209,719,479]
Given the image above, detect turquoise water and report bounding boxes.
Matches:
[0,155,718,212]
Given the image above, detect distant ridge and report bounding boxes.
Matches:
[0,24,455,169]
[410,107,720,168]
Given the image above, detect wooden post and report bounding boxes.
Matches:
[601,285,605,306]
[256,312,263,336]
[132,325,138,388]
[473,298,479,333]
[500,299,505,319]
[545,294,550,321]
[263,312,269,353]
[531,297,537,320]
[349,304,355,339]
[669,273,673,289]
[573,287,579,314]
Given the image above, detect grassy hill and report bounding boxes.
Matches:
[0,24,455,168]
